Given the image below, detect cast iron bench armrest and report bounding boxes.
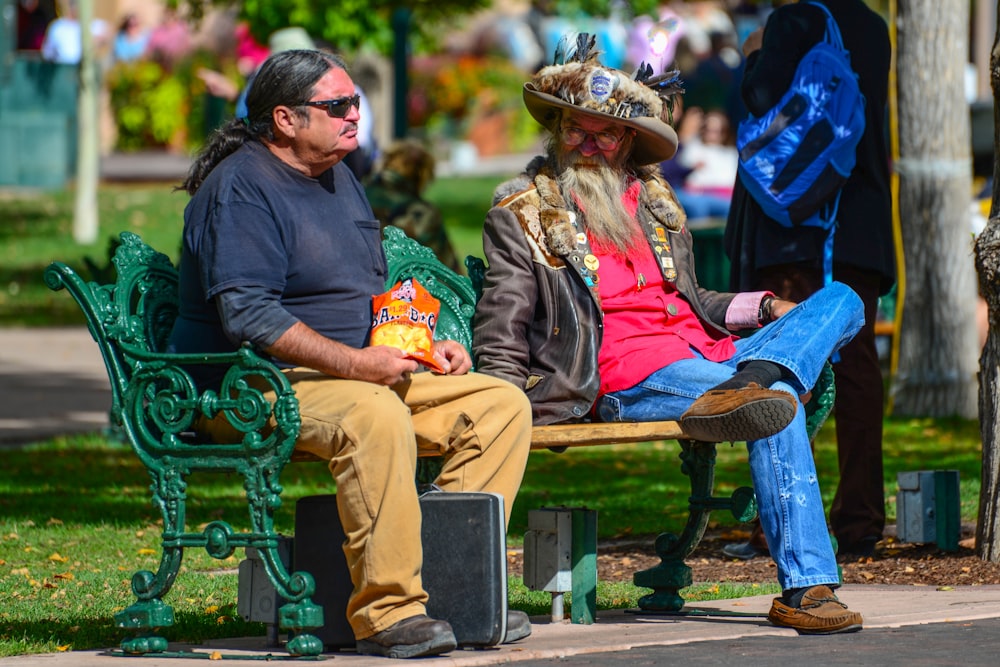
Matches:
[112,343,301,460]
[44,233,324,658]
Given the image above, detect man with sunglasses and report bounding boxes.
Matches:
[169,49,532,659]
[473,34,866,635]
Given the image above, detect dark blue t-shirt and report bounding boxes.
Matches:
[168,140,386,377]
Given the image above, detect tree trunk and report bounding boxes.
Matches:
[892,0,979,417]
[974,1,1000,564]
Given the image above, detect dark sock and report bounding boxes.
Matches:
[782,587,809,608]
[710,360,784,392]
[783,583,839,607]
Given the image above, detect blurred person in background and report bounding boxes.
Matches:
[17,0,55,51]
[145,6,192,70]
[365,139,460,272]
[723,0,893,561]
[675,107,737,221]
[112,13,150,63]
[41,0,110,65]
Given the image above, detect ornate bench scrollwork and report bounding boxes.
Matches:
[44,232,323,657]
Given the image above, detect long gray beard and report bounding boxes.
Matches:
[554,151,644,257]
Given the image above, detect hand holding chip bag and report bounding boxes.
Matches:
[371,278,445,373]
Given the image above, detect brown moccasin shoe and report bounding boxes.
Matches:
[679,382,797,442]
[768,585,863,635]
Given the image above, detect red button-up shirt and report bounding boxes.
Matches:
[594,183,737,396]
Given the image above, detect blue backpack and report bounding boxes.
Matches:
[735,1,865,285]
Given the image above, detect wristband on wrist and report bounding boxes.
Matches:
[758,295,775,326]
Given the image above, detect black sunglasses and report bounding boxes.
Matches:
[302,94,361,119]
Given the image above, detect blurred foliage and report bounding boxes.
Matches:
[109,0,666,152]
[180,0,660,57]
[107,51,237,153]
[183,0,491,56]
[409,55,532,132]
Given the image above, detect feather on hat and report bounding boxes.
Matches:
[524,33,683,165]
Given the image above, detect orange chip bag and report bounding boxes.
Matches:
[371,278,445,373]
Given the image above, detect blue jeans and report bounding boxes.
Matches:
[595,281,864,591]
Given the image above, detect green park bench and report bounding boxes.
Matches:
[44,227,834,656]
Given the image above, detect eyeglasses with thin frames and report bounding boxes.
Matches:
[561,125,625,151]
[302,94,361,119]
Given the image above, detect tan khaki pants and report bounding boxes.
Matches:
[254,370,530,639]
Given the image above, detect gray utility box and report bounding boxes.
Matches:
[523,507,598,624]
[896,470,960,551]
[236,538,293,647]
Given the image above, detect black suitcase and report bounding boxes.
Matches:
[293,489,508,650]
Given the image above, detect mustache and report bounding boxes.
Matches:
[342,122,358,134]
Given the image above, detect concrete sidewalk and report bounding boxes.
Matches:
[0,327,111,445]
[2,586,1000,665]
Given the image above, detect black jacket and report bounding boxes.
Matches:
[724,0,895,295]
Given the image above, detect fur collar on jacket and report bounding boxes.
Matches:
[492,156,687,258]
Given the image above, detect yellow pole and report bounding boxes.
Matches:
[886,0,905,414]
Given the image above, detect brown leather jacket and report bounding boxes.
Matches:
[472,168,738,425]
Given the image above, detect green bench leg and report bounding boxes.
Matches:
[113,464,325,656]
[115,466,187,654]
[570,509,598,624]
[634,439,756,612]
[244,470,324,656]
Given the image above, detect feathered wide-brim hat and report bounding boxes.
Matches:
[524,33,683,165]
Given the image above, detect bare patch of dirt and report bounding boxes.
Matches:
[507,525,1000,588]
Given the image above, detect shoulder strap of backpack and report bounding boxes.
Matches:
[806,1,845,52]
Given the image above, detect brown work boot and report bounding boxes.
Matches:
[680,383,797,442]
[356,614,457,659]
[768,585,863,635]
[503,609,532,643]
[722,521,770,560]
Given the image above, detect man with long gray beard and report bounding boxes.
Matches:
[472,34,866,635]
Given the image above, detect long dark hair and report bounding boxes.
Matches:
[179,49,348,195]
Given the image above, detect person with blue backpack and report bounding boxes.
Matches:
[723,0,895,560]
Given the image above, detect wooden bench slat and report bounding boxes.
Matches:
[290,420,686,460]
[530,420,684,449]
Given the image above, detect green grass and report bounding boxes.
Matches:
[0,187,188,326]
[424,174,509,264]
